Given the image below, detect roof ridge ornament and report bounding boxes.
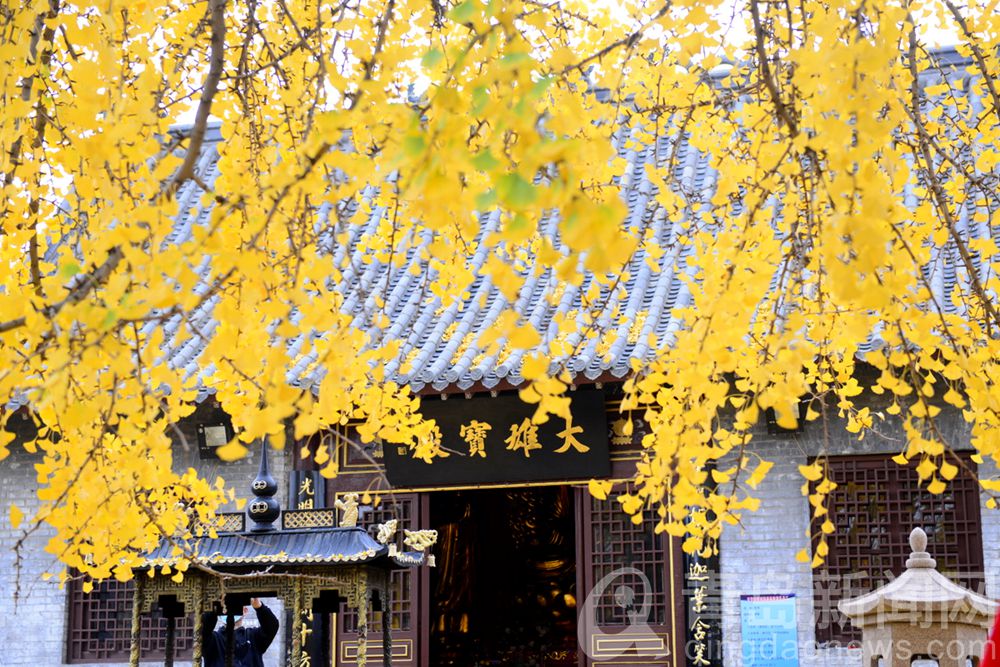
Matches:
[905,526,936,569]
[247,439,280,532]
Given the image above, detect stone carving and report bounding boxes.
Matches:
[334,492,360,527]
[376,519,398,544]
[403,529,438,551]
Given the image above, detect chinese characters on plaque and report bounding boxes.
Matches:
[383,387,610,487]
[289,470,325,510]
[684,547,723,667]
[461,420,491,457]
[503,418,542,457]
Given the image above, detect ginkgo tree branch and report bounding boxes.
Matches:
[0,246,124,334]
[557,0,671,76]
[906,26,999,334]
[4,0,1000,582]
[942,0,1000,120]
[750,0,798,137]
[165,0,226,192]
[1,0,225,335]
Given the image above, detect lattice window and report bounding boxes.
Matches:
[588,491,667,626]
[67,577,193,662]
[812,453,984,645]
[342,497,414,632]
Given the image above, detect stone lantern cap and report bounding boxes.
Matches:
[838,528,997,627]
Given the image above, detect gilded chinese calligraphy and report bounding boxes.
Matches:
[421,424,450,459]
[685,557,720,667]
[299,609,313,667]
[505,418,541,457]
[691,617,710,666]
[692,585,708,614]
[459,420,491,458]
[300,609,313,646]
[554,417,590,453]
[297,476,315,510]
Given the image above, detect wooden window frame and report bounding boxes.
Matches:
[810,452,984,646]
[66,576,194,663]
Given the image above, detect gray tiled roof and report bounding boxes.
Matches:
[138,525,425,569]
[50,49,1000,398]
[160,123,707,393]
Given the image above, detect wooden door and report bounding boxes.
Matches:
[576,487,684,667]
[335,493,428,666]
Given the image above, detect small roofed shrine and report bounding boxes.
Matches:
[838,527,997,667]
[130,441,435,667]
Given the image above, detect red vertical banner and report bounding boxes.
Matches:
[982,612,1000,667]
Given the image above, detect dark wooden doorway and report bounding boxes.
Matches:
[332,484,683,667]
[430,486,579,666]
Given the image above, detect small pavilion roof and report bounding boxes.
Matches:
[838,527,997,622]
[139,524,424,570]
[135,443,429,574]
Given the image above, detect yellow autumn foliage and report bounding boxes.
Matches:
[1,0,999,583]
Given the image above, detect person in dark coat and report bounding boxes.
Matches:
[202,597,279,667]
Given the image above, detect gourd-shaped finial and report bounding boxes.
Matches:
[247,440,280,532]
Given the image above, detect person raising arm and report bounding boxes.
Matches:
[201,597,279,667]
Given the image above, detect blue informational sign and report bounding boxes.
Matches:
[740,594,800,667]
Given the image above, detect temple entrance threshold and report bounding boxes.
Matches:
[430,486,578,666]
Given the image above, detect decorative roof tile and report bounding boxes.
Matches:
[139,525,425,569]
[154,95,998,394]
[40,51,1000,402]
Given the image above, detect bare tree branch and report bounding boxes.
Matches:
[165,0,226,193]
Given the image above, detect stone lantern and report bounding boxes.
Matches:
[838,527,997,667]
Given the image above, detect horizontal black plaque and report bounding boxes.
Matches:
[384,387,610,487]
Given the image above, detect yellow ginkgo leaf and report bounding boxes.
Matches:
[509,325,541,350]
[216,441,248,462]
[798,464,823,481]
[588,479,613,501]
[745,461,774,490]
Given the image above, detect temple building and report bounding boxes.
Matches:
[4,375,997,667]
[2,45,998,667]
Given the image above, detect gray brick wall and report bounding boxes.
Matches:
[720,432,850,667]
[1,413,67,667]
[0,402,289,667]
[979,457,1000,599]
[5,396,999,667]
[721,401,1000,667]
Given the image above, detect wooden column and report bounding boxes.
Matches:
[356,592,368,667]
[290,579,304,667]
[164,615,176,667]
[353,571,369,667]
[191,588,204,667]
[129,578,143,667]
[381,586,392,667]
